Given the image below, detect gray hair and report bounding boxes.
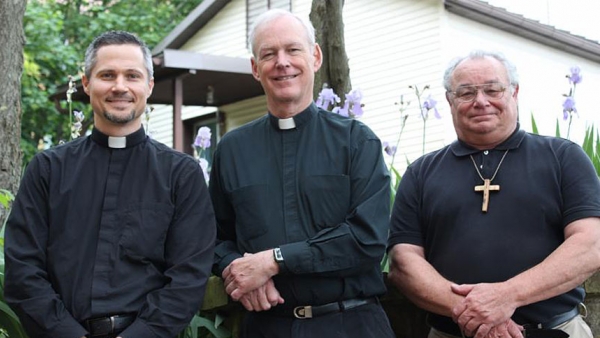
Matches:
[248,9,316,57]
[443,50,519,91]
[84,30,153,80]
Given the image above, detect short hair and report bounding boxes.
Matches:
[443,50,519,91]
[84,30,153,80]
[248,9,316,57]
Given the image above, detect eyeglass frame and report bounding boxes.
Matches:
[447,83,514,103]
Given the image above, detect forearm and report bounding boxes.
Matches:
[389,244,463,317]
[504,218,600,308]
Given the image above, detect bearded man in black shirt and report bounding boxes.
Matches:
[4,31,216,338]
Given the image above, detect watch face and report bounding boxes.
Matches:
[274,248,284,261]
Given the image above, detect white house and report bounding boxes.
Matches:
[146,0,600,173]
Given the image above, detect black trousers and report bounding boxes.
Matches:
[241,302,396,338]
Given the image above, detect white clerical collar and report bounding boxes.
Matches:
[108,136,127,149]
[278,117,296,130]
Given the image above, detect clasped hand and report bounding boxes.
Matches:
[451,283,522,338]
[222,251,284,311]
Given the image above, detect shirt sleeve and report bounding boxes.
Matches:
[120,160,216,337]
[4,155,88,338]
[210,148,243,277]
[559,142,600,226]
[387,164,425,249]
[280,130,391,277]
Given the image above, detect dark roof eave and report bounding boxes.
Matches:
[444,0,600,63]
[152,0,232,54]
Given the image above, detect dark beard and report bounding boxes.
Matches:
[103,109,140,124]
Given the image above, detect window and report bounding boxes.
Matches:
[184,113,220,168]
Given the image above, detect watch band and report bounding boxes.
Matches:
[273,247,286,272]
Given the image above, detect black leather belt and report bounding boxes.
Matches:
[83,314,135,337]
[292,297,378,319]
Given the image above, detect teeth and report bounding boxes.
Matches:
[278,75,295,80]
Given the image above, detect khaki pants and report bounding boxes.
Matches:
[427,315,593,338]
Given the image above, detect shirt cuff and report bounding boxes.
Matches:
[279,241,311,274]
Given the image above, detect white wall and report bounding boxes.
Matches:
[156,0,600,170]
[442,12,600,146]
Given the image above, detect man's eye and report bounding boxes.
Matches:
[458,91,475,98]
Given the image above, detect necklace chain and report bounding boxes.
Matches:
[469,149,510,182]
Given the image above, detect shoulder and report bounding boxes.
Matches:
[220,115,268,144]
[147,138,198,166]
[409,144,453,169]
[315,108,380,142]
[521,132,584,158]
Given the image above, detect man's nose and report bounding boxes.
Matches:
[112,76,129,92]
[275,51,290,68]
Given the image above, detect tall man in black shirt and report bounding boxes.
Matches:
[388,50,600,338]
[210,9,395,338]
[5,31,216,338]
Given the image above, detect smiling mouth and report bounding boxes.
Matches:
[275,75,297,81]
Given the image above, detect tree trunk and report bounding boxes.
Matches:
[0,0,26,226]
[309,0,352,103]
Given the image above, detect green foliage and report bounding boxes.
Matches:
[582,125,600,177]
[0,191,14,211]
[178,312,231,338]
[531,113,600,177]
[22,0,203,164]
[0,192,28,338]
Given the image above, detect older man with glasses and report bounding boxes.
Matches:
[387,50,600,338]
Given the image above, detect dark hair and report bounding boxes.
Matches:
[84,30,153,80]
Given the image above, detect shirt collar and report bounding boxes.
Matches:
[91,126,147,149]
[450,124,525,157]
[268,103,317,130]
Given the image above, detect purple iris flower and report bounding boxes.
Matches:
[562,96,577,120]
[421,95,440,120]
[194,126,212,149]
[316,88,340,110]
[382,141,397,156]
[338,89,363,118]
[569,66,582,85]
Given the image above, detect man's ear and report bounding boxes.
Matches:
[147,77,154,98]
[251,57,260,81]
[313,43,323,72]
[82,75,90,95]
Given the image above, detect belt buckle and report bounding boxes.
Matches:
[293,306,313,319]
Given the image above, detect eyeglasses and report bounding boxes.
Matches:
[449,83,508,103]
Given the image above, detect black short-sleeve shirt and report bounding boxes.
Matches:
[389,127,600,328]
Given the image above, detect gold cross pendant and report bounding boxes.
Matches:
[474,179,500,212]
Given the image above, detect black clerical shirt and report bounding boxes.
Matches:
[210,104,390,307]
[5,127,216,338]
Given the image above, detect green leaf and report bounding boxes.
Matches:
[555,119,562,138]
[0,190,14,209]
[530,113,539,134]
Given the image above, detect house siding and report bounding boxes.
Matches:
[153,0,600,174]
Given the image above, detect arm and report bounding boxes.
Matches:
[389,244,462,317]
[120,161,216,337]
[388,244,524,338]
[4,156,88,338]
[453,143,600,338]
[223,135,390,297]
[452,217,600,337]
[279,136,390,276]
